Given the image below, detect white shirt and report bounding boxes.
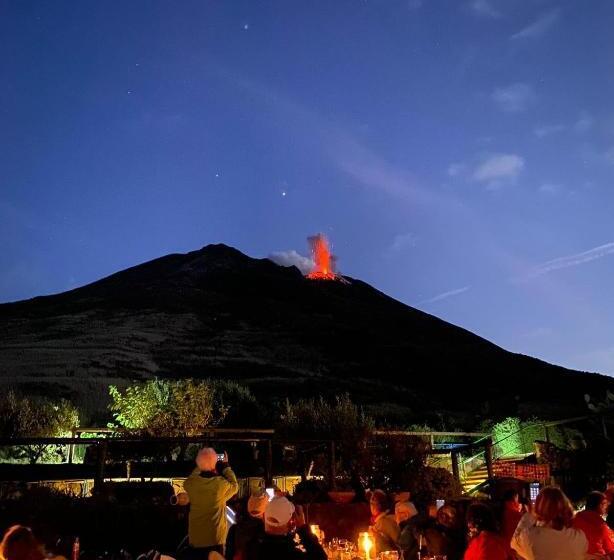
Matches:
[511,512,588,560]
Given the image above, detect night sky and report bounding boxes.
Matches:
[2,1,614,374]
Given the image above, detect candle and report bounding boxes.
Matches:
[310,525,321,542]
[358,531,373,560]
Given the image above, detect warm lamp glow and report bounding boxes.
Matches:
[358,531,373,560]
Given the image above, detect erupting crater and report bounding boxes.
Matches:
[306,233,344,281]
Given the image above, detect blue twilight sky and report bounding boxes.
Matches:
[1,1,614,373]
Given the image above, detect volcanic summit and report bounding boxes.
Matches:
[0,243,612,422]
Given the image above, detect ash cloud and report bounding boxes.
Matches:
[268,250,314,275]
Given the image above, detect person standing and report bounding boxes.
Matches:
[183,448,239,558]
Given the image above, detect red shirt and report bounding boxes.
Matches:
[463,531,507,560]
[501,505,523,547]
[572,509,614,555]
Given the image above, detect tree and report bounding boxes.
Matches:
[0,391,80,464]
[108,378,228,436]
[277,394,374,485]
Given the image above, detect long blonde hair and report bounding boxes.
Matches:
[534,487,574,530]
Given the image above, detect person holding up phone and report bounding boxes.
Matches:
[183,448,239,559]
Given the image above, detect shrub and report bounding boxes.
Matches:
[0,391,80,464]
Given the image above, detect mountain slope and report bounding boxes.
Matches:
[0,244,610,422]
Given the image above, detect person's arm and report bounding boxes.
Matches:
[219,465,239,500]
[511,512,536,559]
[601,521,614,554]
[295,526,327,560]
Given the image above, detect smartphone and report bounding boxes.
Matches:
[436,499,445,510]
[529,483,540,503]
[217,453,225,462]
[265,487,275,501]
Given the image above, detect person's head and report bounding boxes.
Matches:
[395,501,418,524]
[264,497,295,535]
[247,491,268,519]
[585,491,608,516]
[437,504,457,528]
[534,487,574,530]
[0,526,44,560]
[466,503,497,538]
[502,489,521,512]
[369,489,390,517]
[195,447,218,472]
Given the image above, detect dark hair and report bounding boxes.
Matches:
[535,487,574,530]
[0,526,44,560]
[369,489,390,513]
[586,491,607,511]
[466,503,497,533]
[502,489,519,503]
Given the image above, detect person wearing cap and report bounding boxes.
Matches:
[183,447,239,558]
[246,496,327,560]
[225,492,267,560]
[395,501,419,560]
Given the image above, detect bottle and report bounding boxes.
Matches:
[72,538,80,560]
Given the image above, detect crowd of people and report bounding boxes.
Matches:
[2,447,614,560]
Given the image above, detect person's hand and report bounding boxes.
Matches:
[294,504,306,528]
[222,451,229,463]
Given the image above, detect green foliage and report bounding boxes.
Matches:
[278,394,374,484]
[410,466,462,508]
[109,378,227,436]
[279,393,374,440]
[0,390,80,464]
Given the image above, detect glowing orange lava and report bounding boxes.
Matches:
[306,233,338,280]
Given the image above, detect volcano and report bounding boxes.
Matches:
[0,243,611,423]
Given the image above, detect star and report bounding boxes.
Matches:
[127,90,133,95]
[281,191,287,197]
[243,23,249,30]
[215,173,220,178]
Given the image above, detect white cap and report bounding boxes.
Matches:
[395,501,418,518]
[265,497,295,527]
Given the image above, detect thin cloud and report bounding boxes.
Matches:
[473,153,525,187]
[385,233,417,257]
[511,9,559,40]
[523,242,614,280]
[574,110,594,133]
[538,183,562,195]
[268,250,314,275]
[469,0,501,18]
[492,83,536,113]
[418,285,471,305]
[447,163,467,177]
[534,124,566,138]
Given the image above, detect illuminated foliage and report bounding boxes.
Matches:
[108,378,228,436]
[0,391,80,464]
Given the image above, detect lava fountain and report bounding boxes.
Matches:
[306,233,338,280]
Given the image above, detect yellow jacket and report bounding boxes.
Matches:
[184,466,239,547]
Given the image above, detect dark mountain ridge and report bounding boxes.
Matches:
[0,244,611,424]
